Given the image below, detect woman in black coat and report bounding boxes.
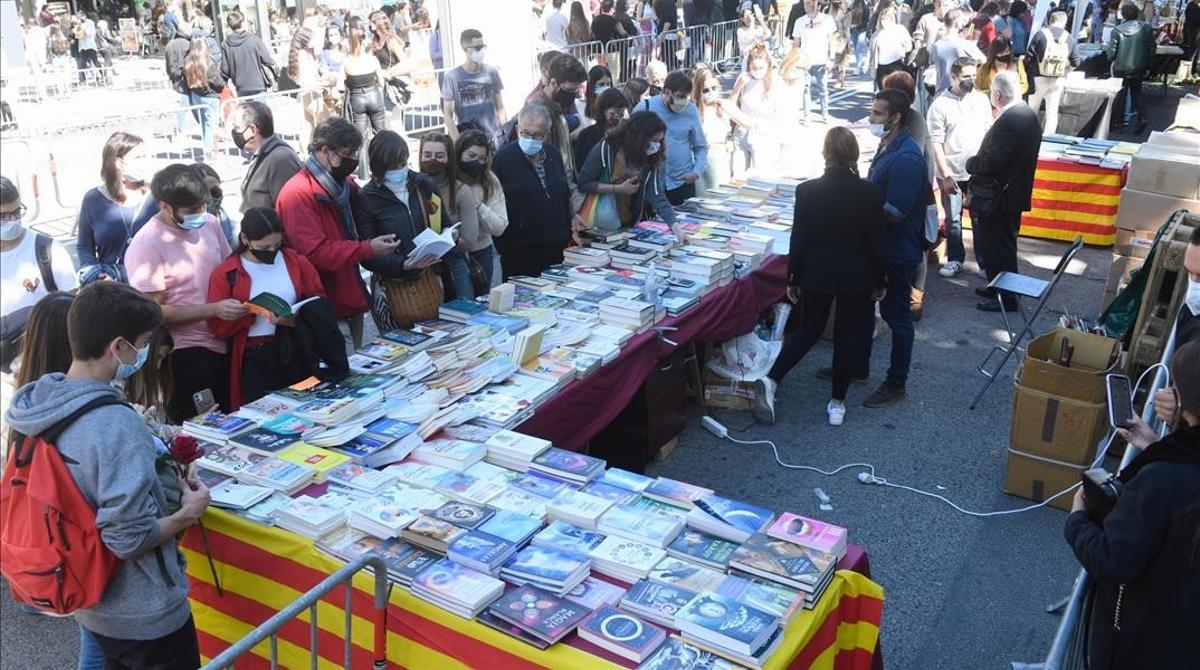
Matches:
[354,130,444,331]
[1065,341,1200,670]
[753,127,886,427]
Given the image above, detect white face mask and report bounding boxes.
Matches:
[702,89,719,104]
[868,123,887,138]
[469,48,486,63]
[1186,278,1200,316]
[594,84,610,96]
[1,218,22,241]
[646,140,661,155]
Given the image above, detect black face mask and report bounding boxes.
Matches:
[958,78,975,93]
[458,159,486,179]
[552,86,577,108]
[649,85,663,96]
[206,191,222,216]
[231,126,250,150]
[329,156,359,182]
[249,247,279,264]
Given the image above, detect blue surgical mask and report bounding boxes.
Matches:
[384,168,409,191]
[177,210,208,230]
[115,340,150,380]
[518,137,543,156]
[646,141,662,155]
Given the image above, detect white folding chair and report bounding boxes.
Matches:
[970,236,1085,410]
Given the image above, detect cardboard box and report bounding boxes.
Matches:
[1011,385,1108,465]
[702,372,757,411]
[1004,449,1087,511]
[1127,146,1200,200]
[1114,187,1200,233]
[1172,94,1200,130]
[1114,227,1156,259]
[1019,328,1121,402]
[1147,130,1200,154]
[1104,254,1143,295]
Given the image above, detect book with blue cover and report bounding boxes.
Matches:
[478,510,542,546]
[667,529,740,569]
[578,606,667,663]
[529,447,606,484]
[374,538,439,585]
[688,494,775,542]
[259,413,316,436]
[379,328,434,350]
[639,637,743,670]
[580,480,639,504]
[431,500,493,530]
[508,471,573,499]
[620,580,696,627]
[532,520,606,556]
[675,591,779,656]
[468,311,531,334]
[597,468,654,492]
[715,574,804,623]
[448,531,516,573]
[644,478,713,509]
[501,545,590,584]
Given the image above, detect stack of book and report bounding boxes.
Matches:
[277,443,350,483]
[565,576,626,610]
[347,499,418,539]
[401,515,468,553]
[563,246,612,267]
[292,397,362,425]
[728,533,838,608]
[577,606,667,663]
[435,472,506,506]
[476,509,542,548]
[528,447,606,484]
[484,430,552,470]
[767,513,849,560]
[412,439,486,471]
[182,411,256,443]
[729,231,774,256]
[532,521,607,556]
[675,592,782,669]
[510,324,547,365]
[644,477,713,510]
[640,637,746,670]
[500,545,591,596]
[666,528,740,570]
[326,462,399,494]
[619,580,696,627]
[659,289,700,316]
[237,457,315,494]
[227,425,299,456]
[431,500,494,530]
[597,297,656,331]
[546,489,614,530]
[439,299,488,323]
[411,558,506,618]
[597,504,684,548]
[687,494,775,543]
[483,584,592,647]
[275,497,347,539]
[447,530,518,575]
[196,444,267,478]
[208,481,274,511]
[587,535,665,582]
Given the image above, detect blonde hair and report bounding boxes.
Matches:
[823,126,859,169]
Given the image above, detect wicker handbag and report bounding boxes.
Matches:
[383,268,443,328]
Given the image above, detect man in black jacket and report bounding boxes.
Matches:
[232,101,303,212]
[220,11,277,97]
[966,70,1041,312]
[492,104,577,279]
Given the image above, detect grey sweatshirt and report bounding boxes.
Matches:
[5,374,191,641]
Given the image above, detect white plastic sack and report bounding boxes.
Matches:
[707,332,782,382]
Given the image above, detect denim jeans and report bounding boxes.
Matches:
[443,251,474,299]
[870,262,918,386]
[187,92,221,152]
[852,29,868,73]
[78,624,104,670]
[175,92,190,135]
[942,182,966,263]
[470,246,496,289]
[804,64,829,119]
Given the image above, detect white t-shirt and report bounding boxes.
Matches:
[792,13,837,66]
[926,89,993,181]
[241,254,296,337]
[0,231,78,319]
[544,8,569,48]
[872,23,913,67]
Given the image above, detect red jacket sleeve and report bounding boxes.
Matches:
[290,251,327,299]
[206,260,255,338]
[277,181,373,273]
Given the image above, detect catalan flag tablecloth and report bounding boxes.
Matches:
[182,510,885,669]
[1019,158,1125,246]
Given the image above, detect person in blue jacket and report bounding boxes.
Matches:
[576,111,680,237]
[75,131,159,285]
[861,88,927,409]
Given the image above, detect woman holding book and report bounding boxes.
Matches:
[453,129,508,289]
[418,132,474,300]
[1064,341,1200,670]
[354,130,446,331]
[753,127,886,427]
[576,110,680,237]
[207,207,325,409]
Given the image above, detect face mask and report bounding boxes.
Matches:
[0,219,23,241]
[552,87,577,108]
[868,123,887,138]
[114,340,150,381]
[231,126,250,150]
[329,155,358,182]
[175,209,207,230]
[958,78,975,94]
[249,247,279,264]
[1186,278,1200,316]
[206,194,222,217]
[458,159,486,178]
[649,85,663,96]
[646,140,661,155]
[594,84,610,96]
[469,48,486,63]
[669,97,689,113]
[122,158,147,183]
[519,137,543,156]
[420,159,446,175]
[750,69,766,80]
[702,90,719,103]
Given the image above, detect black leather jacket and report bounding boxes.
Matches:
[353,174,441,282]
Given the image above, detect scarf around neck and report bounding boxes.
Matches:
[305,154,358,241]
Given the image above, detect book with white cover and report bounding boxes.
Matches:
[409,224,461,264]
[209,481,274,510]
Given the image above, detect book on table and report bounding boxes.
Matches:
[587,535,666,582]
[638,636,745,670]
[446,530,517,575]
[532,520,607,556]
[324,462,398,494]
[373,537,440,585]
[208,481,274,511]
[237,491,293,526]
[430,500,494,530]
[564,576,626,611]
[347,499,419,539]
[665,529,740,570]
[596,468,654,493]
[401,515,468,553]
[183,410,256,443]
[433,471,507,506]
[196,444,267,478]
[674,591,780,657]
[577,605,667,663]
[476,509,542,547]
[274,496,347,539]
[276,443,350,482]
[475,611,551,649]
[485,584,592,644]
[686,493,776,543]
[619,579,697,628]
[766,512,848,559]
[546,489,614,530]
[681,625,784,670]
[644,477,713,509]
[410,558,506,618]
[728,532,837,593]
[238,457,315,495]
[500,545,591,596]
[527,447,606,484]
[597,504,685,549]
[244,292,321,319]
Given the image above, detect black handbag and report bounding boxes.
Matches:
[466,255,490,297]
[966,177,1009,221]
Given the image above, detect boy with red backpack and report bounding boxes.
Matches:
[3,281,210,669]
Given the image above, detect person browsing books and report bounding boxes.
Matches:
[453,129,509,288]
[354,130,447,331]
[576,110,680,236]
[207,207,325,409]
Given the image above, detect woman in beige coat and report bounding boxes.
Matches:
[452,129,508,287]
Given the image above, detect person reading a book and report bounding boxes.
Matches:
[355,130,447,331]
[453,129,508,288]
[207,207,325,409]
[418,132,475,300]
[1065,341,1200,670]
[576,110,680,237]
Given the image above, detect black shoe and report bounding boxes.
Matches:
[817,367,869,383]
[976,299,1018,312]
[975,286,997,299]
[863,380,906,408]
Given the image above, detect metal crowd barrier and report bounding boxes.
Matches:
[709,19,740,71]
[1036,315,1180,670]
[564,39,606,71]
[199,552,392,669]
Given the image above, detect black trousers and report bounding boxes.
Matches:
[242,338,289,407]
[875,60,906,91]
[499,244,565,280]
[167,347,231,423]
[665,182,696,206]
[768,291,874,401]
[90,615,201,670]
[975,208,1021,281]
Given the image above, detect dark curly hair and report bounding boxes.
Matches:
[606,111,666,169]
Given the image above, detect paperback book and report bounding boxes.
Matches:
[578,606,667,663]
[486,584,592,644]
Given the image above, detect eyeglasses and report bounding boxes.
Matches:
[0,204,27,222]
[702,86,719,92]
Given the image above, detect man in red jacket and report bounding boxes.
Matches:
[276,118,400,348]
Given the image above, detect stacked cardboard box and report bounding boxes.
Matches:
[1005,329,1121,511]
[1105,131,1200,307]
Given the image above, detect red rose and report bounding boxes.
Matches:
[170,435,205,467]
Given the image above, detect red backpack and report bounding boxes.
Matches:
[0,397,125,614]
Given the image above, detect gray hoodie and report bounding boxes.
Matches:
[5,374,191,641]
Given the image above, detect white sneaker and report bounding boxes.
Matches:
[827,400,846,426]
[754,377,777,425]
[974,265,988,279]
[939,261,962,278]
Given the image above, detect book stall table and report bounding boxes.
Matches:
[518,255,789,452]
[1020,157,1125,246]
[182,510,884,669]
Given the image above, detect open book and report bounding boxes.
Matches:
[409,223,461,264]
[245,293,320,319]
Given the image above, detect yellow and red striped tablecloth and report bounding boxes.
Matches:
[1020,158,1125,246]
[182,510,885,669]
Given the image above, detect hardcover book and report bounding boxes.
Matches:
[487,585,592,643]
